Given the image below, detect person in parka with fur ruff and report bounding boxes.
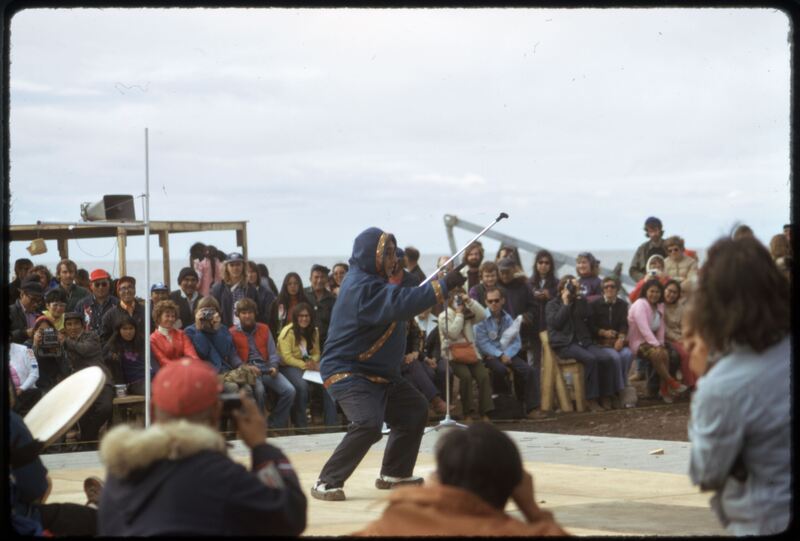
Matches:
[97,358,306,536]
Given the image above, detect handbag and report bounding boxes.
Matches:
[448,342,479,364]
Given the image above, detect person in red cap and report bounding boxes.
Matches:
[97,358,307,536]
[75,269,119,337]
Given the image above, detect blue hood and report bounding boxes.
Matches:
[348,227,396,278]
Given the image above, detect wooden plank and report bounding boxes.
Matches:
[239,223,248,261]
[117,229,127,277]
[159,231,171,288]
[57,237,69,259]
[539,331,555,412]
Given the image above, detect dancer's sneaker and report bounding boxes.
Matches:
[311,480,346,501]
[375,474,424,489]
[669,379,688,396]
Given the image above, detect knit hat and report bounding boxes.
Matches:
[151,358,223,416]
[178,267,199,283]
[89,269,111,282]
[497,257,516,271]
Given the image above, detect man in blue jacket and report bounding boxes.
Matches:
[312,227,466,501]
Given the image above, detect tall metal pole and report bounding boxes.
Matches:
[144,128,152,427]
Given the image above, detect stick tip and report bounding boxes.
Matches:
[498,212,509,220]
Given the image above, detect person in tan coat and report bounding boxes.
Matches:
[353,422,568,537]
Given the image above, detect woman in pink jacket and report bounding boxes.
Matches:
[627,279,687,403]
[150,300,200,366]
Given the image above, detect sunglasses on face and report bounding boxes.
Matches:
[486,298,502,304]
[93,281,110,287]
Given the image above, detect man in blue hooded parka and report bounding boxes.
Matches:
[312,227,466,501]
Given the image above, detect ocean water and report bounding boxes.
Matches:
[16,248,706,291]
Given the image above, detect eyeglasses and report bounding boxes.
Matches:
[486,298,502,304]
[93,281,110,288]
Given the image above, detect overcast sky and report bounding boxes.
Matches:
[7,7,791,265]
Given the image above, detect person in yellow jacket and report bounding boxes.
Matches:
[278,303,338,428]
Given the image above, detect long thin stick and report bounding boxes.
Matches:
[419,212,509,286]
[144,128,152,427]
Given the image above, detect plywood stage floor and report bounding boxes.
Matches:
[41,429,726,536]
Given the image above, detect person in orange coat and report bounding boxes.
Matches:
[353,422,568,537]
[149,300,200,366]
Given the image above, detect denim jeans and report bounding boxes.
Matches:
[252,368,296,429]
[401,359,439,402]
[280,365,337,427]
[597,346,633,393]
[483,355,536,412]
[553,343,616,400]
[318,375,428,488]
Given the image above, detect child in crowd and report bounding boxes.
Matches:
[103,315,152,396]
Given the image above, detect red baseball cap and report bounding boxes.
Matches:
[151,358,222,416]
[90,269,111,282]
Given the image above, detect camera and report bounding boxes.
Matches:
[220,392,242,416]
[200,308,216,322]
[565,281,577,296]
[41,327,60,348]
[454,295,463,307]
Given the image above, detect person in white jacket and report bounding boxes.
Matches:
[9,342,41,414]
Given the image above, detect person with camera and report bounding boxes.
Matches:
[311,227,466,501]
[28,316,69,394]
[545,275,617,412]
[97,357,307,536]
[10,278,44,344]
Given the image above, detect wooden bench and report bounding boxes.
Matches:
[112,395,146,426]
[539,331,587,413]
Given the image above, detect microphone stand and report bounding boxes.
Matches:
[424,212,509,435]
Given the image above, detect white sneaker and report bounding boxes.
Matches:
[375,474,424,489]
[381,422,390,434]
[311,480,345,501]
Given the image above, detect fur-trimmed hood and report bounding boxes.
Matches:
[100,420,226,479]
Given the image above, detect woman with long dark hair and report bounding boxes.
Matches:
[528,250,558,366]
[103,314,152,395]
[278,303,337,428]
[274,272,311,330]
[256,263,279,296]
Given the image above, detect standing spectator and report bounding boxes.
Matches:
[329,262,349,297]
[305,264,336,352]
[190,242,223,297]
[55,259,90,311]
[403,247,425,285]
[769,233,792,282]
[168,267,202,330]
[278,303,338,429]
[8,257,33,304]
[75,268,91,289]
[354,422,567,536]
[468,261,498,307]
[76,269,119,336]
[210,252,259,328]
[256,263,279,296]
[274,272,311,331]
[29,264,53,292]
[440,287,494,421]
[589,277,633,407]
[663,236,698,297]
[475,286,539,419]
[576,252,603,304]
[627,279,687,403]
[97,358,307,536]
[29,316,68,393]
[63,312,114,449]
[230,298,296,430]
[629,216,667,282]
[149,283,170,329]
[460,242,484,291]
[150,300,200,367]
[9,279,44,344]
[41,288,68,331]
[662,279,696,390]
[103,315,150,395]
[101,276,146,343]
[528,250,558,366]
[495,244,523,276]
[246,261,276,327]
[685,236,790,535]
[546,275,616,412]
[628,254,671,302]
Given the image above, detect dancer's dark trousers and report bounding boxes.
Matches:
[318,375,428,488]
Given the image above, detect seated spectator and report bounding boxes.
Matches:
[168,267,203,330]
[662,280,696,390]
[103,315,151,395]
[460,242,484,291]
[8,257,33,304]
[663,235,698,297]
[246,261,277,327]
[210,252,259,328]
[150,300,200,367]
[101,276,146,343]
[184,296,246,395]
[75,269,119,336]
[191,242,224,297]
[329,262,349,297]
[230,298,296,430]
[628,254,671,302]
[274,271,311,332]
[576,252,603,303]
[256,262,279,296]
[685,236,790,535]
[629,216,667,282]
[528,250,558,366]
[403,317,449,417]
[55,259,90,311]
[545,275,616,412]
[403,247,425,285]
[62,312,114,449]
[97,358,307,536]
[589,277,633,408]
[415,307,450,402]
[627,279,687,403]
[42,288,67,331]
[475,286,539,418]
[149,283,170,329]
[9,278,43,344]
[468,260,498,307]
[496,257,538,385]
[9,342,41,415]
[439,287,494,421]
[278,303,338,428]
[354,422,567,536]
[304,264,336,352]
[29,316,69,393]
[29,264,53,292]
[769,233,792,282]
